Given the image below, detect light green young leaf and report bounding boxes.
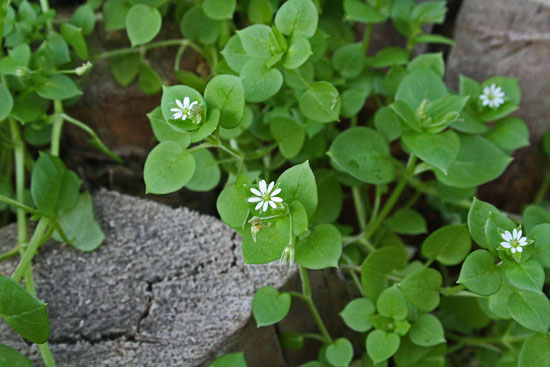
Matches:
[407,53,444,77]
[252,286,291,327]
[385,208,427,235]
[343,0,387,23]
[374,106,402,142]
[366,47,409,68]
[143,141,195,194]
[0,345,32,367]
[421,224,471,265]
[277,161,318,217]
[377,285,408,321]
[216,174,250,230]
[458,250,501,296]
[0,83,13,121]
[508,290,550,333]
[409,314,445,347]
[283,36,312,69]
[361,246,407,301]
[71,4,96,35]
[299,81,341,123]
[126,4,161,46]
[35,74,82,100]
[204,75,245,129]
[222,35,251,73]
[339,298,375,332]
[274,0,318,38]
[60,23,88,59]
[341,88,369,118]
[295,224,342,269]
[237,24,272,59]
[269,116,306,159]
[326,338,354,367]
[367,330,400,364]
[467,197,501,248]
[395,67,447,110]
[186,149,221,192]
[203,0,236,20]
[241,59,283,103]
[399,268,442,312]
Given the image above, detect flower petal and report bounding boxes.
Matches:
[271,196,283,203]
[517,246,523,253]
[269,201,276,209]
[176,99,184,109]
[183,96,190,107]
[255,201,263,211]
[511,247,517,253]
[500,241,512,248]
[248,197,262,203]
[259,180,267,194]
[262,201,269,212]
[250,188,262,196]
[513,228,518,239]
[170,108,181,112]
[172,112,183,119]
[267,181,275,194]
[271,188,281,196]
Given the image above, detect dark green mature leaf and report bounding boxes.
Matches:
[487,286,513,319]
[204,75,245,129]
[221,35,250,73]
[53,192,104,252]
[314,169,343,224]
[503,259,545,293]
[326,338,354,367]
[367,47,409,68]
[209,352,247,367]
[180,5,219,44]
[103,0,132,31]
[35,74,82,100]
[126,4,161,46]
[241,59,283,103]
[519,334,550,367]
[269,116,305,159]
[138,63,162,94]
[458,250,501,296]
[71,4,96,35]
[143,141,195,194]
[409,314,445,347]
[274,0,318,38]
[0,83,13,121]
[295,224,342,269]
[237,24,272,59]
[31,152,81,218]
[377,285,408,320]
[486,117,529,151]
[252,286,291,327]
[399,268,442,312]
[0,345,32,367]
[332,43,364,78]
[186,150,221,192]
[203,0,236,20]
[109,53,140,87]
[467,198,500,248]
[367,330,400,364]
[402,130,459,174]
[421,224,471,265]
[434,135,512,188]
[385,209,427,235]
[0,275,50,344]
[60,23,88,59]
[529,224,550,267]
[523,205,550,233]
[216,174,250,229]
[248,0,273,24]
[374,106,401,142]
[242,217,289,264]
[339,298,375,332]
[361,246,407,301]
[328,127,395,184]
[508,290,550,333]
[299,81,341,123]
[277,161,318,217]
[395,68,447,109]
[344,0,387,23]
[279,330,304,350]
[407,53,445,77]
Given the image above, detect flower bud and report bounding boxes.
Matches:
[75,61,93,76]
[279,245,295,267]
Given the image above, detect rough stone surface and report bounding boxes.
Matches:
[446,0,550,211]
[0,190,297,366]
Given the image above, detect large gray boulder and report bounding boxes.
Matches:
[0,190,298,366]
[446,0,550,211]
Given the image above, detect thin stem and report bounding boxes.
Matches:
[50,100,64,156]
[302,333,326,343]
[534,170,550,204]
[38,344,56,367]
[12,218,50,282]
[361,23,375,55]
[299,266,332,343]
[97,39,189,59]
[0,194,40,215]
[8,117,27,246]
[369,185,382,226]
[365,155,418,238]
[342,254,365,297]
[0,246,19,261]
[351,186,367,232]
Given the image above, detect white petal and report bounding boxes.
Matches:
[183,96,190,107]
[181,114,187,120]
[268,201,276,209]
[503,231,513,241]
[172,112,183,119]
[511,247,517,253]
[248,197,262,203]
[250,188,262,196]
[176,99,184,109]
[271,188,281,196]
[500,241,512,248]
[170,107,181,112]
[517,230,523,239]
[262,201,269,212]
[259,180,267,194]
[271,196,283,203]
[513,228,518,239]
[483,86,491,94]
[189,101,198,108]
[267,181,275,194]
[519,240,528,246]
[517,246,523,253]
[255,201,264,211]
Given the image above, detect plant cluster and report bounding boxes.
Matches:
[1,1,548,367]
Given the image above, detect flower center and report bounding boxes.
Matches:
[510,239,520,248]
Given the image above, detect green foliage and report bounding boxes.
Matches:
[252,286,291,327]
[0,345,33,367]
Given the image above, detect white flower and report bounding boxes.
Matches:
[500,228,528,254]
[247,179,283,212]
[170,97,199,122]
[479,83,506,109]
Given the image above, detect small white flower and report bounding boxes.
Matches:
[479,83,506,109]
[170,97,199,122]
[75,61,93,76]
[247,179,283,213]
[500,227,528,254]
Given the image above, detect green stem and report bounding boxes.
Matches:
[39,0,52,31]
[361,23,375,55]
[8,117,27,246]
[50,100,64,156]
[0,0,10,57]
[38,344,56,367]
[0,194,40,215]
[299,266,332,344]
[97,39,190,59]
[302,333,326,343]
[342,254,365,297]
[0,246,18,261]
[534,170,550,204]
[351,186,367,231]
[12,218,50,282]
[365,155,418,238]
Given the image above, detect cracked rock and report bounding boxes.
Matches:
[0,190,296,366]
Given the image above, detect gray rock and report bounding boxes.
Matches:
[0,190,297,366]
[446,0,550,211]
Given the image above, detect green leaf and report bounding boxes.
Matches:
[269,116,305,159]
[399,268,442,312]
[126,4,161,46]
[389,100,421,132]
[326,338,354,367]
[377,285,408,321]
[221,35,249,73]
[487,286,513,320]
[299,81,341,123]
[283,36,312,69]
[328,127,395,184]
[366,330,400,364]
[403,131,459,174]
[53,192,104,252]
[367,47,409,68]
[374,106,401,142]
[523,205,550,234]
[204,75,245,129]
[0,345,32,367]
[71,4,95,35]
[385,208,427,235]
[279,330,304,350]
[421,224,471,265]
[160,85,206,132]
[143,141,195,194]
[508,290,550,333]
[274,0,318,38]
[185,149,221,192]
[209,352,247,367]
[332,42,364,78]
[486,117,529,151]
[276,200,308,237]
[138,63,162,94]
[248,0,273,24]
[483,76,521,105]
[314,169,343,224]
[277,161,318,217]
[344,0,387,23]
[189,109,220,143]
[434,135,512,188]
[35,74,82,100]
[0,275,50,344]
[180,5,219,45]
[44,32,71,66]
[407,53,445,77]
[103,0,131,31]
[216,174,250,229]
[339,298,375,332]
[60,23,88,59]
[0,83,13,121]
[479,101,518,123]
[393,335,434,366]
[295,224,342,269]
[518,334,550,367]
[237,24,272,59]
[341,88,369,118]
[31,152,81,218]
[109,53,140,87]
[458,250,501,296]
[242,218,289,264]
[395,68,447,109]
[467,198,500,248]
[361,246,407,301]
[409,314,445,347]
[241,59,283,103]
[529,224,550,267]
[252,286,291,327]
[175,70,206,94]
[203,0,236,20]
